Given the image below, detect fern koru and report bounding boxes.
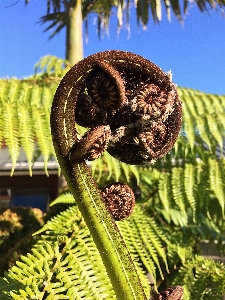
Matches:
[50,51,183,299]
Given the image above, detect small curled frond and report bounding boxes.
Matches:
[101,182,135,220]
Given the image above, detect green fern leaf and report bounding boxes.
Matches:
[32,106,51,176]
[184,164,196,221]
[158,172,171,213]
[206,113,224,151]
[118,204,170,281]
[171,168,188,224]
[18,104,34,176]
[209,158,225,218]
[49,192,75,207]
[2,100,20,176]
[195,114,213,152]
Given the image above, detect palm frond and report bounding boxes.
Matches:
[34,55,70,77]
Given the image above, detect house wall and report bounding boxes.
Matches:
[0,173,59,212]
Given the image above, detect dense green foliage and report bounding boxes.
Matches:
[0,207,44,277]
[0,56,225,299]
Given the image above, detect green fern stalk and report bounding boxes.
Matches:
[57,158,148,300]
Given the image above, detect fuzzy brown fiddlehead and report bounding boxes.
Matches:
[68,125,111,163]
[101,182,135,221]
[131,84,174,121]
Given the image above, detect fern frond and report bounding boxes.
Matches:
[118,204,170,283]
[2,98,20,176]
[195,114,213,152]
[18,103,34,176]
[171,168,188,224]
[184,164,197,221]
[5,205,116,299]
[178,88,225,160]
[158,172,171,213]
[209,158,225,218]
[0,78,58,175]
[181,99,196,151]
[91,151,139,184]
[0,275,24,299]
[49,192,75,207]
[155,160,225,227]
[31,106,52,176]
[206,113,224,152]
[1,200,173,299]
[40,85,57,113]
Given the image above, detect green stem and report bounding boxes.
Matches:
[62,161,147,299]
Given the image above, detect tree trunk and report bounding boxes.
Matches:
[66,0,84,65]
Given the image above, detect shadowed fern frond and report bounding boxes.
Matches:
[171,255,225,299]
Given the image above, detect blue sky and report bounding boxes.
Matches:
[0,0,225,94]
